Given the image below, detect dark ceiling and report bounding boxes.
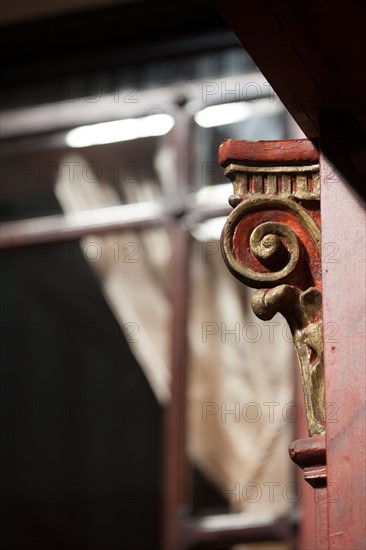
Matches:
[1,0,237,92]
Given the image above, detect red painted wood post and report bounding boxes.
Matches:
[320,153,366,549]
[162,222,191,550]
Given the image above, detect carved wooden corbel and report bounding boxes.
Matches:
[219,139,324,438]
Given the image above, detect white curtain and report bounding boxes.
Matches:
[55,152,295,516]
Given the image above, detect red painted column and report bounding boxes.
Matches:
[321,153,366,549]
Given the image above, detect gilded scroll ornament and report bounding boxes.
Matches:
[220,140,324,437]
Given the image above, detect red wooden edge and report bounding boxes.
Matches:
[218,139,319,167]
[289,436,326,468]
[289,436,326,489]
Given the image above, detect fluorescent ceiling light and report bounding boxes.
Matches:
[191,216,228,242]
[194,99,284,128]
[194,102,251,128]
[66,113,175,148]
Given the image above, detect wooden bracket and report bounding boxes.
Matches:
[219,139,324,438]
